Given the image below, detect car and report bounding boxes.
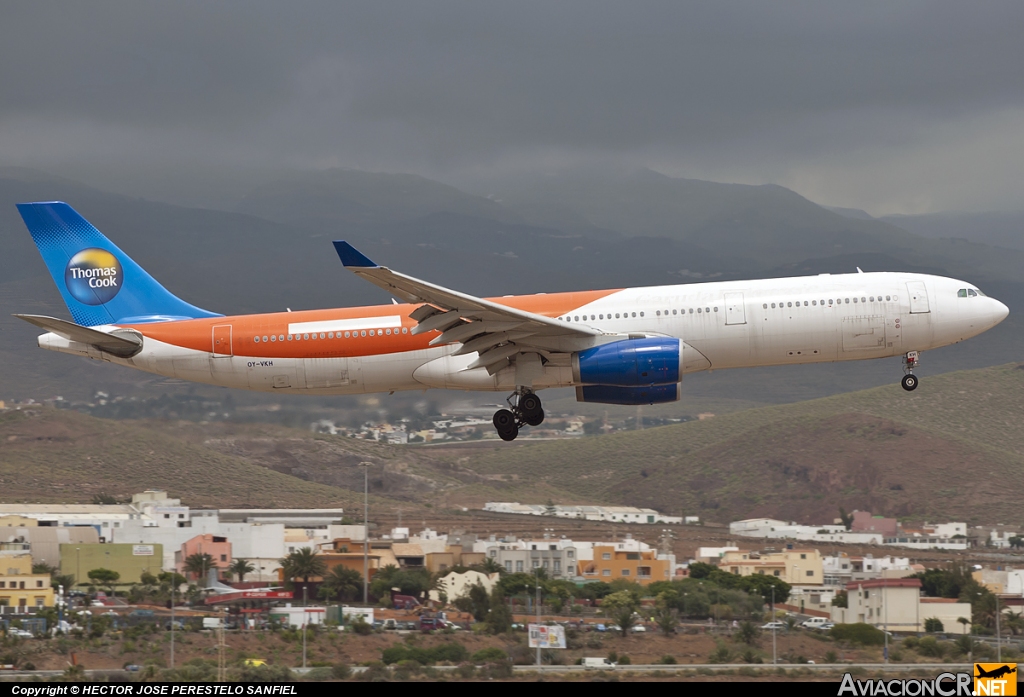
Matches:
[630,625,647,633]
[242,659,268,668]
[761,622,787,630]
[8,629,34,639]
[91,600,105,607]
[818,623,835,631]
[606,624,621,633]
[124,665,141,672]
[165,620,185,631]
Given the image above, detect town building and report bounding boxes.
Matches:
[478,536,580,580]
[176,534,232,581]
[719,549,824,585]
[0,554,54,613]
[0,526,99,568]
[729,518,884,545]
[429,570,500,603]
[831,578,971,634]
[483,502,682,524]
[579,541,671,584]
[823,554,916,587]
[58,543,163,587]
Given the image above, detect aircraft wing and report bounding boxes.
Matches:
[14,314,143,358]
[333,241,603,371]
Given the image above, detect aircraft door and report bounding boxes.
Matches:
[724,292,746,325]
[212,325,232,357]
[907,281,930,314]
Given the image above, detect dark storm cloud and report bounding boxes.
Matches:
[2,1,1023,212]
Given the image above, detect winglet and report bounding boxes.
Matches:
[333,241,378,268]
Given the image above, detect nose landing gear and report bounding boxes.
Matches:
[492,390,545,441]
[901,351,919,391]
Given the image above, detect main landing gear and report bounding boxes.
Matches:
[901,351,920,391]
[492,390,545,441]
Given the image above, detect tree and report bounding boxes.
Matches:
[737,620,760,646]
[228,558,256,583]
[924,618,944,633]
[32,562,56,575]
[687,562,716,579]
[53,574,77,593]
[279,548,327,584]
[139,571,158,587]
[183,553,216,585]
[832,591,848,608]
[87,568,120,594]
[654,592,678,636]
[485,586,513,634]
[466,582,491,622]
[1008,536,1024,550]
[318,566,362,602]
[838,507,853,531]
[601,590,640,637]
[476,558,503,575]
[91,493,120,505]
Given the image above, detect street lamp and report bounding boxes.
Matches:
[771,586,777,666]
[359,462,372,605]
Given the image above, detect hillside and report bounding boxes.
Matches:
[0,407,432,510]
[447,363,1024,525]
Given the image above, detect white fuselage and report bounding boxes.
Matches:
[40,271,1009,396]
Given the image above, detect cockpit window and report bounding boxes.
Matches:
[968,289,978,297]
[958,289,968,297]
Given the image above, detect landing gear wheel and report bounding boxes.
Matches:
[524,409,545,427]
[520,392,542,418]
[901,374,918,391]
[493,409,517,432]
[498,423,519,441]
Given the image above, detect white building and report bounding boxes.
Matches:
[483,502,681,524]
[429,570,500,603]
[695,546,739,563]
[729,518,883,545]
[832,579,971,634]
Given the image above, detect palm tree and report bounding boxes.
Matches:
[317,567,362,602]
[477,558,503,575]
[228,558,256,584]
[183,553,215,586]
[280,548,327,584]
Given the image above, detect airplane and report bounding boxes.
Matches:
[13,201,1010,441]
[975,665,1016,680]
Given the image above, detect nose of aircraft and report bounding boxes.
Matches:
[992,298,1010,325]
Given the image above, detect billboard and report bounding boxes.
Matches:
[132,545,155,556]
[528,624,566,649]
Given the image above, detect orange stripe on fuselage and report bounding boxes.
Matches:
[121,288,620,359]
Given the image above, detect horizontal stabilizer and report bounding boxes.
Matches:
[14,314,143,357]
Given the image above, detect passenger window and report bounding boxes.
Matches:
[804,301,808,306]
[828,299,833,305]
[360,330,366,337]
[886,296,891,301]
[763,304,768,309]
[386,328,392,335]
[640,312,644,317]
[656,311,661,316]
[370,330,375,336]
[616,313,621,318]
[697,308,702,313]
[574,316,579,321]
[689,308,693,314]
[345,331,351,338]
[327,332,334,339]
[320,333,326,339]
[845,298,850,304]
[853,298,858,303]
[591,315,596,320]
[771,303,776,308]
[269,335,276,342]
[714,307,718,312]
[787,302,792,307]
[402,327,408,334]
[968,289,978,297]
[861,297,866,302]
[812,300,817,306]
[632,312,637,317]
[287,335,293,341]
[673,309,677,315]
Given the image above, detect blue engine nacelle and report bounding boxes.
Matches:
[572,337,681,387]
[575,384,680,405]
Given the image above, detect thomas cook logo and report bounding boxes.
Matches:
[64,248,123,305]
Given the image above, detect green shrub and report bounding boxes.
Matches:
[381,642,469,665]
[472,647,508,663]
[659,655,677,665]
[829,623,885,646]
[617,655,631,665]
[916,636,944,658]
[305,667,333,681]
[331,663,352,679]
[902,637,919,649]
[924,618,944,633]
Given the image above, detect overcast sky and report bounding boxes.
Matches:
[2,1,1023,215]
